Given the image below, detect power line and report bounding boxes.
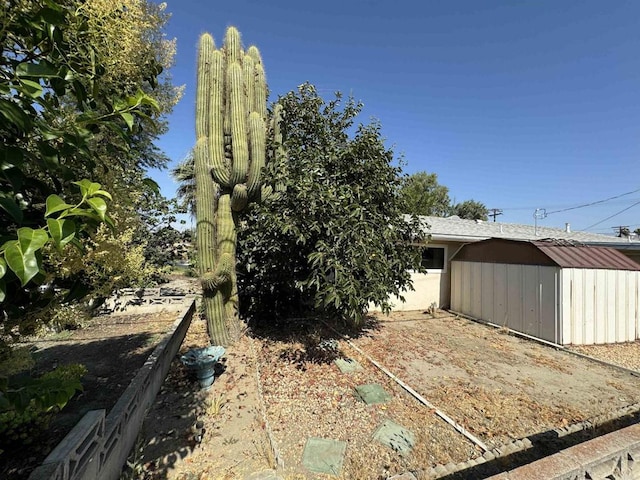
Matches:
[590,223,640,232]
[546,188,640,215]
[581,200,640,231]
[496,189,640,213]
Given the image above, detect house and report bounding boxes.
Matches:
[386,215,640,312]
[450,238,640,345]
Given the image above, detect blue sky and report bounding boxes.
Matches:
[151,0,640,234]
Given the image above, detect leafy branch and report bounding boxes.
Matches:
[0,180,113,301]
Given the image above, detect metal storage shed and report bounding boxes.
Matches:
[450,238,640,345]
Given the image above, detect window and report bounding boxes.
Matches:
[421,246,447,272]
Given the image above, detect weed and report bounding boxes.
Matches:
[252,437,276,469]
[207,393,226,416]
[222,436,238,446]
[120,435,146,480]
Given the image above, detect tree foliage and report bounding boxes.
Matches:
[399,172,488,220]
[171,151,196,216]
[134,185,190,270]
[0,0,179,349]
[237,84,425,327]
[452,199,489,220]
[399,172,453,217]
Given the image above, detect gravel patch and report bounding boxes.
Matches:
[569,341,640,371]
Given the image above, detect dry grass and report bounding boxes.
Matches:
[254,324,477,478]
[523,351,572,374]
[205,393,226,417]
[145,311,640,479]
[427,379,583,447]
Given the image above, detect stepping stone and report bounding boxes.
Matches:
[354,383,392,405]
[334,357,363,373]
[244,470,284,480]
[301,437,347,475]
[373,419,416,456]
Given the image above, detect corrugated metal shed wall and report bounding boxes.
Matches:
[450,239,640,345]
[560,268,639,344]
[452,260,640,345]
[451,261,560,343]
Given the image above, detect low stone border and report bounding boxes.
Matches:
[28,300,196,480]
[484,421,640,479]
[101,287,198,315]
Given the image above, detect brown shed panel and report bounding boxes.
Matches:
[451,238,640,345]
[452,238,640,271]
[452,238,556,266]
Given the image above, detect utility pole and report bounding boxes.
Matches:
[488,208,503,222]
[612,225,630,237]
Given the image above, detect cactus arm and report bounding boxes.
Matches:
[228,62,249,185]
[253,63,267,120]
[195,34,213,144]
[230,183,248,211]
[247,112,265,198]
[243,54,256,115]
[272,103,287,194]
[246,45,262,65]
[194,138,217,278]
[208,50,231,187]
[224,26,242,65]
[246,45,267,119]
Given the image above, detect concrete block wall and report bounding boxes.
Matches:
[485,422,640,480]
[28,300,195,480]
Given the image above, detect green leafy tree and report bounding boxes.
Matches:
[237,84,425,327]
[452,199,489,220]
[134,183,190,270]
[0,0,178,451]
[0,0,177,348]
[399,172,453,217]
[171,151,196,216]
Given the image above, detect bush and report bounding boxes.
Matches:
[0,363,86,450]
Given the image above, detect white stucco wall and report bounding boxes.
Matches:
[370,241,463,312]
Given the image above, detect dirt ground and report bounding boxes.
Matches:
[9,278,640,480]
[135,310,640,480]
[351,312,640,447]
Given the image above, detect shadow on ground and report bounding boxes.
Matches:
[129,358,209,480]
[248,314,382,369]
[131,325,211,480]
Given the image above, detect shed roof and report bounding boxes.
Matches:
[451,238,640,271]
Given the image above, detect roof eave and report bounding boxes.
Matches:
[430,234,491,243]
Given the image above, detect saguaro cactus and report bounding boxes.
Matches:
[195,27,268,345]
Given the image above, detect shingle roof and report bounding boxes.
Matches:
[414,215,639,246]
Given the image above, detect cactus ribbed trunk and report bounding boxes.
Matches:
[195,27,268,346]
